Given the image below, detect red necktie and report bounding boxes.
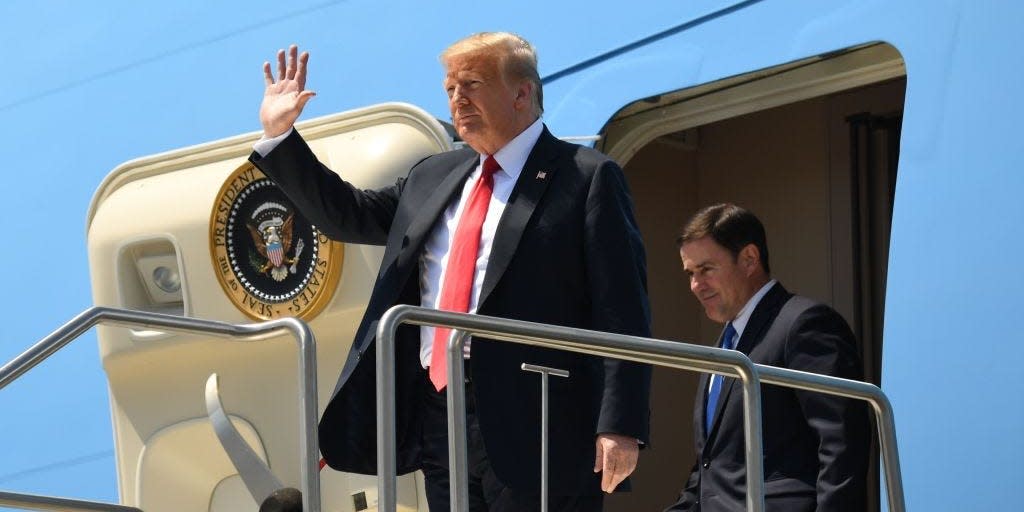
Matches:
[429,155,501,391]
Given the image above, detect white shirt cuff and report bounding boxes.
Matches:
[253,127,294,157]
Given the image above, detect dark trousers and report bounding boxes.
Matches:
[418,367,603,512]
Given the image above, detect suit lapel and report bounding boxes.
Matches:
[704,282,790,444]
[478,128,558,306]
[695,331,716,445]
[733,282,789,356]
[695,369,710,453]
[395,155,478,270]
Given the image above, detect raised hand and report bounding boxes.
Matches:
[259,45,316,138]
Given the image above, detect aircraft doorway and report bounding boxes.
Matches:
[598,44,905,511]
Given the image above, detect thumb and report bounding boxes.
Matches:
[593,439,603,473]
[296,90,317,109]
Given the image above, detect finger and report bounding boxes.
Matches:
[286,44,298,80]
[593,439,603,473]
[263,62,273,87]
[276,49,286,81]
[607,467,627,493]
[600,441,615,491]
[295,90,317,110]
[601,457,617,492]
[602,444,637,493]
[295,51,310,90]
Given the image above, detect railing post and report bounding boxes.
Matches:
[736,364,765,512]
[446,331,471,512]
[521,363,570,512]
[282,316,321,512]
[870,389,905,511]
[376,311,399,512]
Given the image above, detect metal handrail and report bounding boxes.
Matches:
[0,306,321,512]
[0,491,144,512]
[755,365,904,511]
[376,306,767,512]
[375,305,905,512]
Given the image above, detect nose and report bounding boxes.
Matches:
[690,275,704,295]
[450,85,470,105]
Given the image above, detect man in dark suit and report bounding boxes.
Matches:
[251,33,651,511]
[665,204,868,512]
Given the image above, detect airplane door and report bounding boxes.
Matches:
[86,103,451,511]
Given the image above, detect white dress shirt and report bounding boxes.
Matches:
[253,127,294,157]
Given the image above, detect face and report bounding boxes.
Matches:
[443,52,532,155]
[680,236,761,324]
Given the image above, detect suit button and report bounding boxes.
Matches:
[702,460,710,469]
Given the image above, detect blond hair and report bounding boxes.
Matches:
[441,32,543,115]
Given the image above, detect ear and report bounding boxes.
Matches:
[513,80,532,110]
[739,244,760,276]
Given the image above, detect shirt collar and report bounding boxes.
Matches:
[731,279,777,339]
[482,117,543,181]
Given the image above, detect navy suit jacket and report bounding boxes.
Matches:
[251,126,652,495]
[666,283,869,512]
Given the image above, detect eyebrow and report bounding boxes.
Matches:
[684,261,713,272]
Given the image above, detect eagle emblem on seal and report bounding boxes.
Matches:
[246,202,306,282]
[212,163,343,320]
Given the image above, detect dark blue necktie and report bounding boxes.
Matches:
[706,322,737,435]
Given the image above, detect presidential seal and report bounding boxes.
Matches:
[210,163,342,320]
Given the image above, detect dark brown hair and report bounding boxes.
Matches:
[677,203,771,274]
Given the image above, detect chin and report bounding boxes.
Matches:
[705,309,727,324]
[458,130,482,148]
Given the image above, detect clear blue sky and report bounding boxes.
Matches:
[5,1,1024,510]
[0,0,701,504]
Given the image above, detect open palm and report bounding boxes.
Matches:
[259,45,316,138]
